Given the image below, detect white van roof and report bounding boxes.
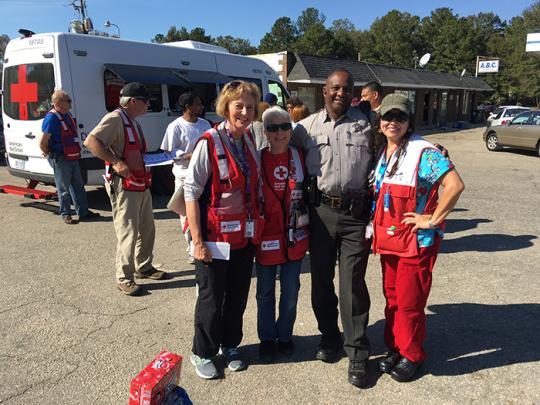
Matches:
[163,40,229,54]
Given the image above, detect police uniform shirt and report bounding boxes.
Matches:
[292,106,373,196]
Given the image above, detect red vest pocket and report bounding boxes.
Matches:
[374,223,418,257]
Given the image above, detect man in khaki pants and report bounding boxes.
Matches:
[84,82,168,296]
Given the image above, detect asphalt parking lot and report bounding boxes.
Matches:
[0,126,539,405]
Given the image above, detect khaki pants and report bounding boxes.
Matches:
[106,176,155,283]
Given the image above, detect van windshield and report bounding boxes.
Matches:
[3,63,55,120]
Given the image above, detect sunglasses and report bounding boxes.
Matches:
[227,80,242,89]
[135,97,149,103]
[64,98,72,103]
[265,122,293,132]
[381,111,409,123]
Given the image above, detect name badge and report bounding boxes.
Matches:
[365,221,373,239]
[221,220,241,233]
[297,213,309,228]
[245,219,255,238]
[261,240,280,251]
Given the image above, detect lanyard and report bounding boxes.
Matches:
[225,128,249,178]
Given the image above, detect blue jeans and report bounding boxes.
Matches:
[256,259,303,342]
[48,156,89,218]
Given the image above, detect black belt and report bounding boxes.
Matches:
[320,193,350,210]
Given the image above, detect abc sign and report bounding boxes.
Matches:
[478,60,499,73]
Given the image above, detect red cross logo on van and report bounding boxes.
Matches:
[10,65,38,120]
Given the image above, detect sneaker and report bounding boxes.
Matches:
[259,340,276,363]
[190,353,218,379]
[78,210,100,221]
[135,267,168,280]
[219,347,246,371]
[116,281,142,296]
[278,340,295,356]
[188,254,196,265]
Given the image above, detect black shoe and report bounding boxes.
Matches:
[379,351,401,374]
[278,340,295,356]
[348,360,368,388]
[259,340,276,363]
[79,210,100,221]
[390,357,421,382]
[315,344,343,363]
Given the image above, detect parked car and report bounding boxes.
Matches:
[483,109,540,156]
[487,105,530,128]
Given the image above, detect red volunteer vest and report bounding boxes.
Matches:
[256,146,309,266]
[201,123,265,250]
[105,109,152,192]
[49,109,81,160]
[372,134,441,258]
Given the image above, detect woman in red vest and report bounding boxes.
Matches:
[256,106,309,362]
[372,94,465,382]
[184,81,264,380]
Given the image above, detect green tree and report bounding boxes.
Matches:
[294,23,335,56]
[331,19,358,59]
[297,7,326,34]
[0,34,10,61]
[368,10,421,67]
[258,17,298,53]
[214,36,257,55]
[152,26,211,44]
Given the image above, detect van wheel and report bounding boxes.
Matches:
[486,132,501,151]
[150,164,175,196]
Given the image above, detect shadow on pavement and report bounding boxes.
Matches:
[368,303,540,378]
[440,234,536,253]
[444,218,492,234]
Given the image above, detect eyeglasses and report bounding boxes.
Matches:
[63,98,72,103]
[265,122,293,132]
[135,97,149,104]
[381,111,409,123]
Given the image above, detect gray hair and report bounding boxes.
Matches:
[119,96,131,107]
[262,106,290,128]
[51,89,69,104]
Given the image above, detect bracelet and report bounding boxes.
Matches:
[428,216,437,229]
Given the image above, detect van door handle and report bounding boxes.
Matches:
[25,132,36,139]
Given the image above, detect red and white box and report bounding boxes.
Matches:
[129,351,183,405]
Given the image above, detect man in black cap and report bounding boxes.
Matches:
[84,82,168,296]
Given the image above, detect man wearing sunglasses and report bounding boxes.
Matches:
[292,69,373,389]
[85,82,168,296]
[39,90,100,225]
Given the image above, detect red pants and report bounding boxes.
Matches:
[380,239,440,363]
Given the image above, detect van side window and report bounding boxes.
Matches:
[268,81,288,107]
[167,84,218,114]
[103,69,163,113]
[3,63,55,120]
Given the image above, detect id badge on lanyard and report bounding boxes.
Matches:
[245,218,255,238]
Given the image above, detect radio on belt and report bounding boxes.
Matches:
[129,351,183,405]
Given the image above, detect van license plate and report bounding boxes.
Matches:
[13,159,25,170]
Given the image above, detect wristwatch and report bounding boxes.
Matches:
[428,216,437,229]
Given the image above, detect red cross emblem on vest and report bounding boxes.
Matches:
[10,65,38,120]
[273,165,288,180]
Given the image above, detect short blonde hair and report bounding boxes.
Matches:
[215,80,261,119]
[51,89,69,104]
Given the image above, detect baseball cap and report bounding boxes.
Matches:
[380,93,412,117]
[264,93,278,104]
[120,82,150,99]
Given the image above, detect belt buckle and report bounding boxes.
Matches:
[330,196,341,209]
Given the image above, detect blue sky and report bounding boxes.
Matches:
[0,0,536,45]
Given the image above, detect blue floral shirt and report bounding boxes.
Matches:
[374,147,453,247]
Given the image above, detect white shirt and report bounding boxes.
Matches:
[160,116,211,178]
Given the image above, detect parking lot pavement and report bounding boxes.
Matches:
[0,126,539,404]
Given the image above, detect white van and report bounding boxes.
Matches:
[1,32,288,190]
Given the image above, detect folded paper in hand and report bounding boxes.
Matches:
[189,241,230,261]
[143,152,175,167]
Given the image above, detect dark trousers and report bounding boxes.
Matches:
[192,243,255,359]
[309,204,371,361]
